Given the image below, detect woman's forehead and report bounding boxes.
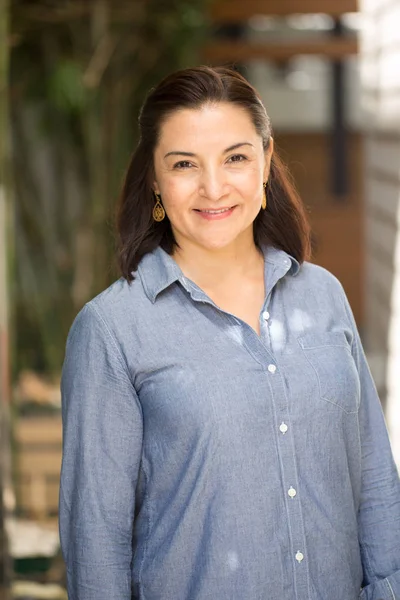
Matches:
[157,103,260,150]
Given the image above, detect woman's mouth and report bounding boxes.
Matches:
[194,206,237,220]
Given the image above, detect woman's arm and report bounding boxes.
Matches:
[59,303,143,600]
[341,290,400,600]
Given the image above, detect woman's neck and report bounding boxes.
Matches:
[172,238,264,290]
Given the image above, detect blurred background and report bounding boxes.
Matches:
[0,0,399,597]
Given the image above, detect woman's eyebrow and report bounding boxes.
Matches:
[164,142,254,160]
[164,151,195,159]
[224,142,254,153]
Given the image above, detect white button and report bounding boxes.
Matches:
[295,551,304,563]
[262,311,270,321]
[288,486,297,498]
[267,364,276,373]
[279,422,288,434]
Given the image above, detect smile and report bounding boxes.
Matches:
[195,206,235,214]
[194,206,237,220]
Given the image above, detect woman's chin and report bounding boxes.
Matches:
[194,235,246,252]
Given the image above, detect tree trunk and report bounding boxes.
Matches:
[0,0,12,595]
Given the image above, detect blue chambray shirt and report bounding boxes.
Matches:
[59,244,400,600]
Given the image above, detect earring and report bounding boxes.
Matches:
[153,192,165,222]
[261,181,267,210]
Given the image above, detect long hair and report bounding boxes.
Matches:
[116,66,311,281]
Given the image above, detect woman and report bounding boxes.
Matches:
[59,66,400,600]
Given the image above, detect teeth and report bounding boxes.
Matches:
[200,207,232,214]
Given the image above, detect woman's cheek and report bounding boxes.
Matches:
[165,180,196,207]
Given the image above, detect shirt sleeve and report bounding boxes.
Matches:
[59,302,143,600]
[341,288,400,600]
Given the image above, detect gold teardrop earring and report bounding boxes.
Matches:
[153,191,165,222]
[261,181,267,210]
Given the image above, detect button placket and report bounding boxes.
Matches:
[256,321,309,594]
[274,405,308,589]
[255,290,310,595]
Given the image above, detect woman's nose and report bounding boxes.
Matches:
[199,168,228,201]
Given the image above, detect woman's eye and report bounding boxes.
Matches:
[173,160,193,169]
[228,154,247,163]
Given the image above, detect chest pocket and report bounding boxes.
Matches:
[297,331,360,414]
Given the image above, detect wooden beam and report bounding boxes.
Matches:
[210,0,358,23]
[202,38,358,63]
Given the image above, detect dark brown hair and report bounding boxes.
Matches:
[117,66,311,281]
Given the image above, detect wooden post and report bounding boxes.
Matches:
[331,18,349,199]
[0,0,12,596]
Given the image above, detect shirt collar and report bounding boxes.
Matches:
[138,244,300,303]
[264,245,300,277]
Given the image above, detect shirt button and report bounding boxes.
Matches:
[267,364,276,374]
[288,486,297,498]
[262,311,270,321]
[279,422,288,434]
[295,551,304,563]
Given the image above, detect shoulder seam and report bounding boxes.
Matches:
[86,302,133,384]
[338,282,358,357]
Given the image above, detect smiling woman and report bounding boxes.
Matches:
[154,104,271,250]
[116,66,311,283]
[59,67,400,600]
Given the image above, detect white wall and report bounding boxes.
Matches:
[248,57,362,131]
[360,0,400,464]
[246,16,362,131]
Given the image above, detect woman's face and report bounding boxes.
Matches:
[152,102,273,254]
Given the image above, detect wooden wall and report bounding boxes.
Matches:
[275,132,364,327]
[14,416,62,519]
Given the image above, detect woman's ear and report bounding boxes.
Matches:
[153,181,160,195]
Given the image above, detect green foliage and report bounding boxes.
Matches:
[10,0,209,375]
[47,60,88,113]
